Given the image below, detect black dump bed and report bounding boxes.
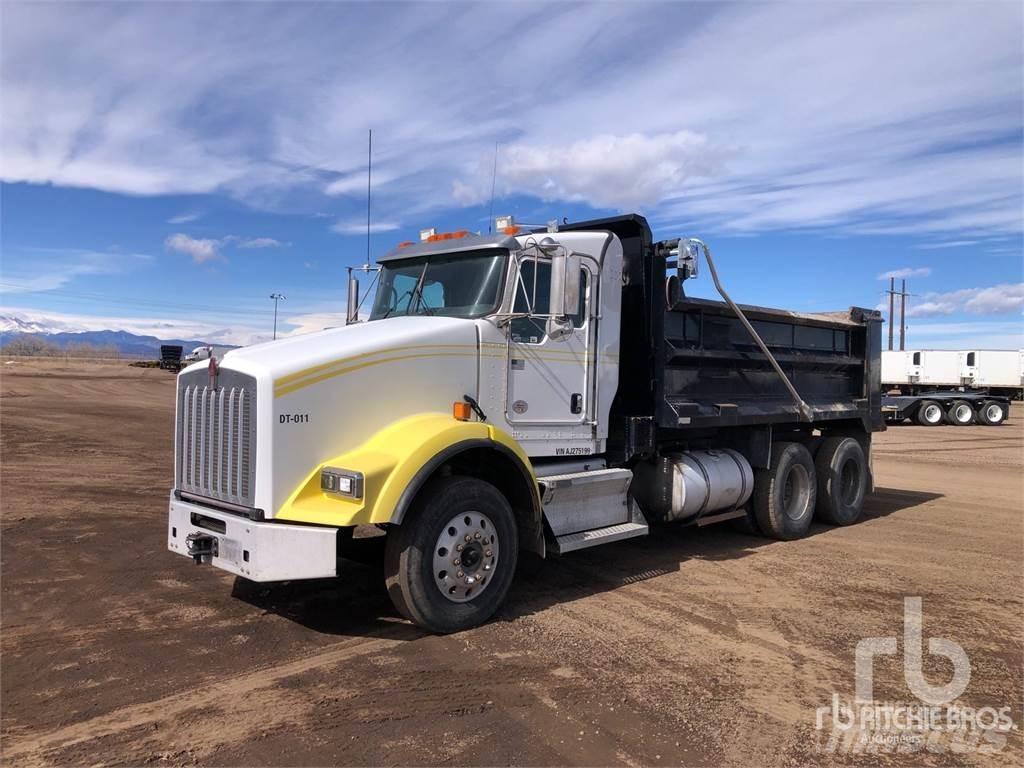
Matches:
[660,298,882,430]
[558,215,883,457]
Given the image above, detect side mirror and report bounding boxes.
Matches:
[549,251,581,317]
[677,239,700,281]
[545,316,573,342]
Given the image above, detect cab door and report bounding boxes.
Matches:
[505,256,593,425]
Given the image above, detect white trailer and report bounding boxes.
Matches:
[881,350,912,387]
[884,348,1022,399]
[910,350,961,387]
[959,350,1023,396]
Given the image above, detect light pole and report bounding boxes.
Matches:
[269,293,286,339]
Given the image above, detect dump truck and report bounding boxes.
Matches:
[168,214,883,633]
[159,344,184,373]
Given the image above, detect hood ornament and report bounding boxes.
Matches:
[207,352,219,390]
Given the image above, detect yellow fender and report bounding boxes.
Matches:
[276,413,536,528]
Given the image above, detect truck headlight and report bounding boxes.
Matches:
[321,467,364,499]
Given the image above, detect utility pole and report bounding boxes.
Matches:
[887,277,895,351]
[899,279,907,351]
[269,293,286,340]
[884,277,911,351]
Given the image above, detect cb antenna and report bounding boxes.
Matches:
[366,128,373,264]
[487,142,499,233]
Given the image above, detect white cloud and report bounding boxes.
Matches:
[877,267,932,280]
[0,248,151,293]
[331,220,400,236]
[236,237,285,249]
[167,212,201,224]
[454,132,725,210]
[164,233,285,261]
[906,283,1024,317]
[912,240,979,250]
[325,170,397,197]
[165,233,222,263]
[0,2,1020,237]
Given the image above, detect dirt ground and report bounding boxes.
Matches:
[2,359,1022,767]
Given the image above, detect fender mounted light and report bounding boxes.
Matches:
[321,467,364,499]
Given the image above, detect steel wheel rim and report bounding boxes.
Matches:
[782,464,811,521]
[923,404,941,423]
[985,404,1003,422]
[954,404,972,423]
[432,511,499,603]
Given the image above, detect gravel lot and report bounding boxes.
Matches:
[2,359,1021,766]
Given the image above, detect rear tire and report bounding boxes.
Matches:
[977,401,1006,426]
[384,476,518,634]
[814,437,866,526]
[946,400,975,426]
[915,400,943,426]
[753,442,817,541]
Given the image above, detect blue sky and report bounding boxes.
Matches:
[1,1,1021,347]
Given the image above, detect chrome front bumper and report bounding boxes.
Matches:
[167,497,338,581]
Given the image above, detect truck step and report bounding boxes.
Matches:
[539,467,633,488]
[540,467,634,538]
[554,521,649,554]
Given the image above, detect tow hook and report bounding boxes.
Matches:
[185,532,218,564]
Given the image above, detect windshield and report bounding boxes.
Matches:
[369,249,507,320]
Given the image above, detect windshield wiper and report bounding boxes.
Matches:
[380,261,428,319]
[409,261,435,316]
[378,258,438,318]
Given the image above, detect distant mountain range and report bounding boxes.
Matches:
[0,315,223,357]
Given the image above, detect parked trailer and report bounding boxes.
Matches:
[883,390,1011,426]
[883,348,1023,399]
[959,350,1023,399]
[168,214,883,633]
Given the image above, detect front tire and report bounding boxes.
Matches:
[753,442,817,541]
[814,437,867,526]
[977,401,1007,426]
[946,400,975,426]
[916,400,944,426]
[384,476,518,634]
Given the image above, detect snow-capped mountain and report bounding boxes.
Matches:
[0,314,228,356]
[0,314,65,335]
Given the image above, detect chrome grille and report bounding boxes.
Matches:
[175,367,257,508]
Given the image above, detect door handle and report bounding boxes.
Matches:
[570,393,583,414]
